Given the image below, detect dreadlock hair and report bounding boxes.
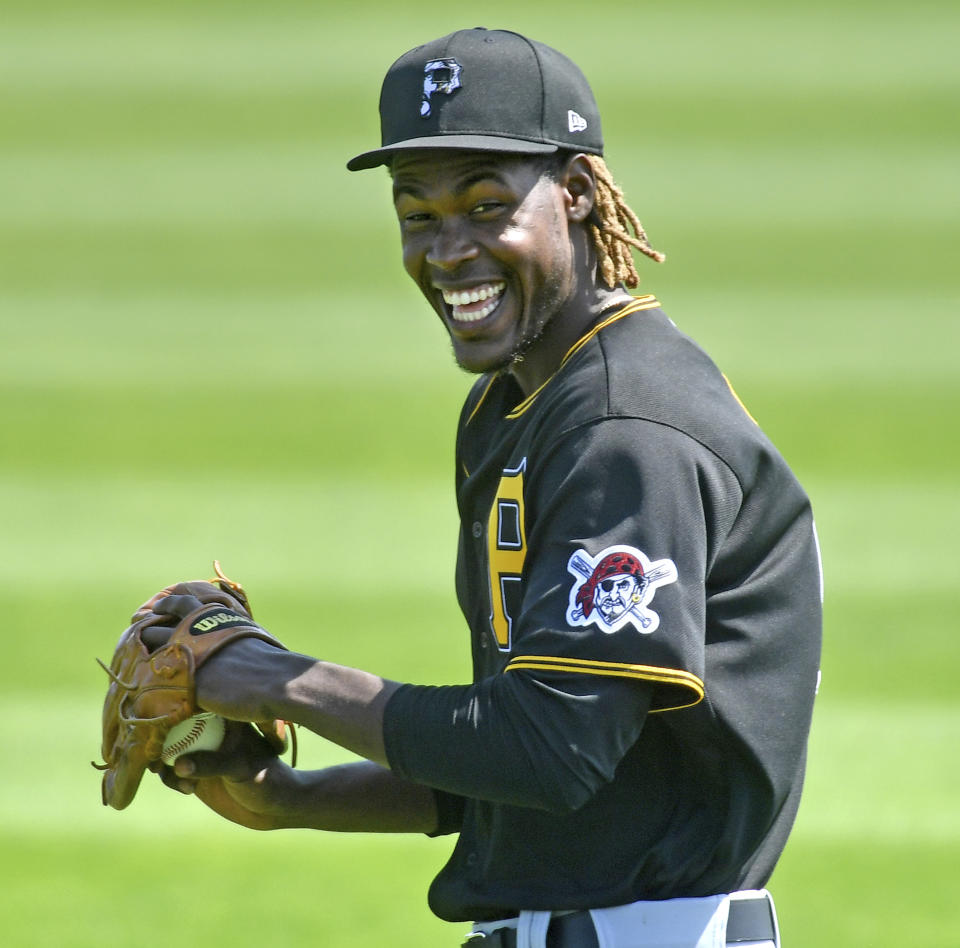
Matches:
[583,154,665,289]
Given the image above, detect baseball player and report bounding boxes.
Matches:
[149,28,822,948]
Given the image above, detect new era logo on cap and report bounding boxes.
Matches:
[568,110,588,133]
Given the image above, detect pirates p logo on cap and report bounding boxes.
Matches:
[421,58,462,117]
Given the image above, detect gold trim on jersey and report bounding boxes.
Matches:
[721,373,758,426]
[504,653,704,712]
[465,375,498,428]
[506,295,661,419]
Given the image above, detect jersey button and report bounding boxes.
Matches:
[471,521,483,539]
[466,852,479,867]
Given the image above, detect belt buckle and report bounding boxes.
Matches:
[461,930,514,948]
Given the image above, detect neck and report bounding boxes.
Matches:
[508,285,634,397]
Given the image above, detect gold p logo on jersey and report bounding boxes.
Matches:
[487,460,527,651]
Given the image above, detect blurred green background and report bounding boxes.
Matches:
[2,0,958,944]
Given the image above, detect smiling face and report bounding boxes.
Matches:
[391,150,588,381]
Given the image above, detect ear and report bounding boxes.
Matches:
[560,153,597,224]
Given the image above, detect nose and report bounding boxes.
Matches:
[425,218,479,272]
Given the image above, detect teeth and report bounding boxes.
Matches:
[452,298,501,323]
[440,282,505,319]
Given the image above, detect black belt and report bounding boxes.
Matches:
[727,895,777,943]
[462,895,776,947]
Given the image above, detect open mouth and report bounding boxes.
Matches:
[440,281,506,324]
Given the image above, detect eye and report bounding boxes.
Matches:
[397,209,435,229]
[469,201,503,218]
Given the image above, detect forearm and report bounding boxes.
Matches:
[185,752,440,834]
[267,760,440,833]
[195,641,400,767]
[272,657,401,768]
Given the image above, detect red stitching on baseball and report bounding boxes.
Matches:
[164,720,206,760]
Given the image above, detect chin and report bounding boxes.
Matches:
[450,337,516,375]
[453,351,512,376]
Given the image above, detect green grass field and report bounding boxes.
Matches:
[2,1,958,944]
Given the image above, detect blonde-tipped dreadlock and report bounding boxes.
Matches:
[585,155,665,289]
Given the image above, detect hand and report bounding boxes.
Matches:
[150,593,291,723]
[151,586,395,768]
[153,721,296,831]
[135,579,251,623]
[149,591,207,622]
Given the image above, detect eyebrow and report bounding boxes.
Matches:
[392,165,512,201]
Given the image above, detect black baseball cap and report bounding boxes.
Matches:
[347,28,603,171]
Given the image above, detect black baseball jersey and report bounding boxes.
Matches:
[383,296,822,923]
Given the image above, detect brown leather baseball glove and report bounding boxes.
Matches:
[95,563,292,810]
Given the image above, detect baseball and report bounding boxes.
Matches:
[160,712,226,766]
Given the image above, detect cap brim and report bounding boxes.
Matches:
[346,135,559,171]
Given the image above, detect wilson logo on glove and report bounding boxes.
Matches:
[190,610,249,635]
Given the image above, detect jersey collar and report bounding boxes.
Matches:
[505,294,661,419]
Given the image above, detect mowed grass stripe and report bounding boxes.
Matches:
[2,832,455,947]
[669,293,960,385]
[4,145,956,224]
[4,221,952,295]
[771,836,959,947]
[2,4,956,94]
[6,698,371,840]
[807,480,960,593]
[0,296,462,387]
[6,697,957,843]
[0,476,953,589]
[0,384,463,478]
[798,701,960,844]
[1,293,956,386]
[0,477,459,592]
[8,87,959,151]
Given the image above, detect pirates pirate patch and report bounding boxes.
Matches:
[566,545,678,635]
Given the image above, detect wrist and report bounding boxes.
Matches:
[259,650,321,723]
[276,659,398,767]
